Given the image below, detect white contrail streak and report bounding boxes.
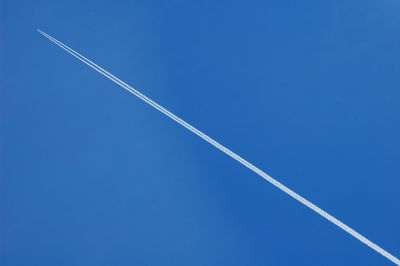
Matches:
[37,29,400,265]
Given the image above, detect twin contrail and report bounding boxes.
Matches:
[37,29,400,265]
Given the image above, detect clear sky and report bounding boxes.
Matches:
[1,1,400,265]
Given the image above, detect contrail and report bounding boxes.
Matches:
[37,29,400,265]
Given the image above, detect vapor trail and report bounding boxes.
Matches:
[37,29,400,265]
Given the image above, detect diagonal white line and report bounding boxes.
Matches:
[37,29,400,265]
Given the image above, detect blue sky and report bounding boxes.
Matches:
[1,1,400,265]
